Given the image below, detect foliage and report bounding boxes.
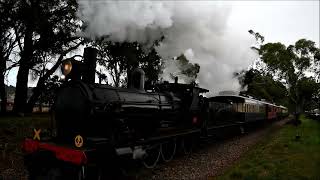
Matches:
[175,54,200,82]
[218,115,320,180]
[3,0,83,113]
[241,30,320,112]
[260,40,319,111]
[39,75,61,106]
[296,77,320,111]
[93,39,162,87]
[238,68,288,105]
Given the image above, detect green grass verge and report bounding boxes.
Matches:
[0,114,51,128]
[218,115,320,180]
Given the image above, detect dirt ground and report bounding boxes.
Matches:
[0,128,29,180]
[0,114,50,180]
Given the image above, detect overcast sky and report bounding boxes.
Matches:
[7,0,320,87]
[227,1,319,46]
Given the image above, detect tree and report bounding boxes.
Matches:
[26,40,84,113]
[176,54,200,81]
[260,40,319,112]
[140,48,162,85]
[248,30,320,112]
[166,54,200,84]
[296,77,319,111]
[238,68,288,105]
[94,39,162,87]
[40,75,61,109]
[10,0,81,113]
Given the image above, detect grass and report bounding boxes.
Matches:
[218,115,320,180]
[0,113,51,128]
[0,113,51,139]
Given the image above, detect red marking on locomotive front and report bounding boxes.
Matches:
[22,139,87,165]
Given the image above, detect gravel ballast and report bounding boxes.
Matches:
[134,119,290,180]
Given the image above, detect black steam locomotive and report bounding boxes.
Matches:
[22,47,288,179]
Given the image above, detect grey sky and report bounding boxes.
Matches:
[228,1,319,46]
[7,0,320,86]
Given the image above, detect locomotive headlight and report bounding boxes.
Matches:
[62,60,72,76]
[60,75,66,80]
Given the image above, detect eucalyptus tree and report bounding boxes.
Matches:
[174,54,200,83]
[248,30,320,112]
[260,39,319,112]
[238,68,288,105]
[8,0,83,113]
[93,39,162,88]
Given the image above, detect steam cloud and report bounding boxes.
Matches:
[78,1,257,94]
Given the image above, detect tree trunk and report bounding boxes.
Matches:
[26,76,45,113]
[0,74,6,114]
[13,25,33,114]
[13,64,30,114]
[0,48,7,114]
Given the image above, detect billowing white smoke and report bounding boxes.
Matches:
[78,1,257,94]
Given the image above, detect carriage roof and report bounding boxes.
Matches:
[209,95,279,106]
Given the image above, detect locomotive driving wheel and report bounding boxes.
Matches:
[142,143,161,169]
[161,138,177,162]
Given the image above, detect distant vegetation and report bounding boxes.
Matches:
[218,115,320,179]
[237,30,320,113]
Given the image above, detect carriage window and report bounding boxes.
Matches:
[237,103,243,112]
[232,103,237,111]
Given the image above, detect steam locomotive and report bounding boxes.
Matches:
[22,47,288,179]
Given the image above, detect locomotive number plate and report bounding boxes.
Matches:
[74,135,84,148]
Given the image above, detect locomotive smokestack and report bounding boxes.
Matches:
[83,47,97,84]
[130,68,145,91]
